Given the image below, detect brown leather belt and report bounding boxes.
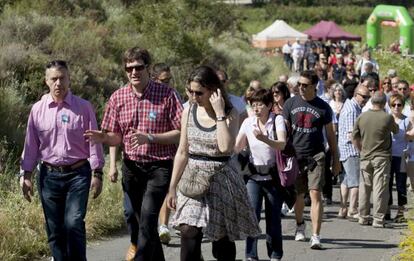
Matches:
[42,159,88,173]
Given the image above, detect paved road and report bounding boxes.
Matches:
[87,186,407,261]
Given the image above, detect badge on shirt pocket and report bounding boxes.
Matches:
[61,114,70,123]
[148,111,157,121]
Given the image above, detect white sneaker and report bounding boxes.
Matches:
[159,224,171,244]
[281,203,289,216]
[310,234,322,249]
[295,222,306,241]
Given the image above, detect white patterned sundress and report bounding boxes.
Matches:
[170,104,261,241]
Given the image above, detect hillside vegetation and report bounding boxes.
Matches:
[1,1,414,260]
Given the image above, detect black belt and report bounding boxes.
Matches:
[124,158,173,168]
[42,159,88,173]
[189,154,230,162]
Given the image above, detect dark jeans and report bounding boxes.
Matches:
[122,159,172,261]
[124,192,138,244]
[245,179,283,260]
[37,162,91,261]
[283,54,292,70]
[388,156,407,207]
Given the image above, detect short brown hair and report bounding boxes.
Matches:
[123,47,151,66]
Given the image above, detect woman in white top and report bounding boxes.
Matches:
[388,94,411,222]
[235,89,287,261]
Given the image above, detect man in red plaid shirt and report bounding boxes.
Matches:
[85,47,183,261]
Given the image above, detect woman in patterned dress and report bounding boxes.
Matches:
[166,66,260,261]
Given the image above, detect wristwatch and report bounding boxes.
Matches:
[18,170,31,180]
[17,169,25,179]
[93,169,104,180]
[147,133,155,143]
[216,116,227,121]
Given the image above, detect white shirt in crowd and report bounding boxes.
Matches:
[282,43,292,54]
[238,114,286,166]
[291,41,304,58]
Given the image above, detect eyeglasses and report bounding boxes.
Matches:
[273,90,280,94]
[398,87,408,91]
[357,93,370,100]
[298,82,312,88]
[391,103,403,107]
[368,88,376,93]
[187,89,204,96]
[125,64,147,73]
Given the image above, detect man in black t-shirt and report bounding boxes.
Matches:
[283,70,340,250]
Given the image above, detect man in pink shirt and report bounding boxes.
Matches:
[20,60,105,261]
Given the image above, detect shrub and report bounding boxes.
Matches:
[209,32,289,96]
[375,50,414,85]
[0,163,124,261]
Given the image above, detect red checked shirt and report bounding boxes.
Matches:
[101,80,183,162]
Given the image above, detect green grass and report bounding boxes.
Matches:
[0,162,124,261]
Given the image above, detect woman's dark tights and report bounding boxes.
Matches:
[180,225,236,261]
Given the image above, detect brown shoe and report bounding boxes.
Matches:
[125,244,138,261]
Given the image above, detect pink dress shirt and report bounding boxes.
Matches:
[21,90,105,171]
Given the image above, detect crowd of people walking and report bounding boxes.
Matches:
[18,42,414,261]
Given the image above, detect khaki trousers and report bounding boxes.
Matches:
[358,156,391,224]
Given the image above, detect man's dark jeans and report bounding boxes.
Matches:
[122,159,172,261]
[124,192,139,244]
[37,162,91,261]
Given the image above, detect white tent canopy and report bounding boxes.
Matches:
[252,20,308,48]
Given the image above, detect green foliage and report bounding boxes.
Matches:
[209,32,288,95]
[0,79,28,174]
[400,220,414,260]
[267,0,414,7]
[237,5,373,31]
[1,1,414,259]
[375,50,414,84]
[0,163,124,261]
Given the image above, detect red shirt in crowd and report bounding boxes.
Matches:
[101,80,183,162]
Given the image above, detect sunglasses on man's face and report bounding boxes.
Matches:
[357,93,370,100]
[398,87,408,91]
[125,64,147,73]
[298,82,312,88]
[392,103,403,108]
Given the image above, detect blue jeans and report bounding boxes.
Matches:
[37,162,91,261]
[245,179,283,260]
[122,159,172,261]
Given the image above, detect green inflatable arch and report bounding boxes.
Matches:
[367,5,414,54]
